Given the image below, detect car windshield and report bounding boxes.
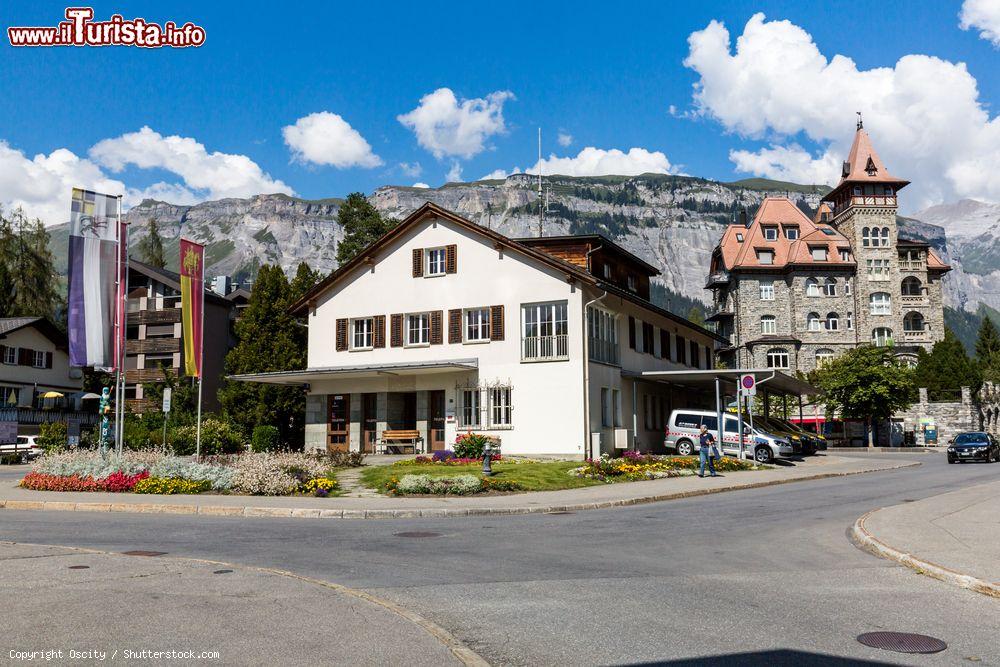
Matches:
[955,433,989,444]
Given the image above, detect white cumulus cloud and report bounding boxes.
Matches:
[960,0,1000,46]
[557,132,573,147]
[90,126,293,200]
[399,161,422,177]
[525,147,674,177]
[412,182,430,189]
[282,111,382,168]
[683,12,1000,208]
[445,161,463,183]
[397,88,514,159]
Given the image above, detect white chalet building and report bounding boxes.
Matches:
[237,203,723,458]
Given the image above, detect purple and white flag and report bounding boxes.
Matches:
[67,188,120,369]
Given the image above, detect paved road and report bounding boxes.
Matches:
[2,453,999,665]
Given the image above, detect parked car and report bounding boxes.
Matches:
[767,417,823,455]
[748,416,815,456]
[664,409,794,464]
[947,432,1000,463]
[0,435,41,462]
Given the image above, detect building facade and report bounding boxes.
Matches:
[234,203,724,457]
[707,126,949,374]
[124,260,234,412]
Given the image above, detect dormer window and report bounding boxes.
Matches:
[783,226,799,240]
[763,226,778,241]
[736,233,744,242]
[865,156,878,176]
[756,250,774,265]
[627,275,638,292]
[810,246,828,261]
[839,248,851,262]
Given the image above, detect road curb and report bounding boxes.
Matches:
[1,540,490,667]
[0,460,920,520]
[851,509,1000,599]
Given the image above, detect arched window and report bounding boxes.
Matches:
[901,277,922,296]
[807,312,821,331]
[870,292,891,315]
[815,348,835,367]
[806,277,820,297]
[766,348,789,369]
[872,328,893,347]
[760,315,776,335]
[825,312,839,331]
[903,311,925,332]
[823,277,837,296]
[880,227,891,246]
[862,227,871,247]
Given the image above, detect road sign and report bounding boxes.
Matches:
[162,387,172,413]
[740,374,756,396]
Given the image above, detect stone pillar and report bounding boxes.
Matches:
[348,394,362,453]
[376,392,388,437]
[415,390,429,454]
[304,394,326,453]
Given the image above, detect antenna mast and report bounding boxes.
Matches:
[537,127,543,237]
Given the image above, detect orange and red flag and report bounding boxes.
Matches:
[180,239,204,378]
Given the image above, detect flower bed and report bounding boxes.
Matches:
[21,450,350,497]
[385,473,524,495]
[569,453,765,482]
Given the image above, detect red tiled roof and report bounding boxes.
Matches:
[715,197,855,271]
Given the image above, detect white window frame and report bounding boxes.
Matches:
[2,346,15,365]
[760,315,776,335]
[806,278,820,297]
[815,349,834,367]
[588,306,619,365]
[872,328,893,347]
[350,317,374,351]
[521,300,569,361]
[489,386,513,428]
[839,249,851,262]
[825,313,839,331]
[759,280,775,301]
[807,313,821,332]
[464,307,491,343]
[867,259,889,280]
[784,226,799,240]
[811,246,828,261]
[862,227,871,248]
[822,278,837,296]
[31,350,46,368]
[763,226,778,241]
[626,274,638,292]
[847,312,854,330]
[766,348,790,370]
[406,312,430,347]
[870,292,891,315]
[425,247,447,277]
[459,388,481,428]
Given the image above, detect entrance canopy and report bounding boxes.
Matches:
[229,358,478,386]
[639,368,819,397]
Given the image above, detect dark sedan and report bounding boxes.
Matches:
[947,432,1000,463]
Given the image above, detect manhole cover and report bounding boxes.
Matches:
[212,569,233,574]
[68,565,90,570]
[122,550,167,557]
[857,632,947,654]
[393,531,441,538]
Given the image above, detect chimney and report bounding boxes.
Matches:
[739,210,748,227]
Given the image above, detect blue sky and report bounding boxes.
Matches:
[2,0,1000,222]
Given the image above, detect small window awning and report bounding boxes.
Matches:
[639,368,819,397]
[228,359,478,386]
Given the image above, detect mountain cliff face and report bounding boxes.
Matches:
[47,173,960,311]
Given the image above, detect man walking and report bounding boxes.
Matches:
[698,424,717,478]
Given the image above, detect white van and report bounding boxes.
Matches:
[664,409,793,464]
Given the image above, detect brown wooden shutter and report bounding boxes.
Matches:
[445,244,457,274]
[18,348,30,366]
[430,311,443,345]
[412,248,423,277]
[374,315,386,348]
[45,352,53,369]
[628,317,636,350]
[489,305,505,341]
[660,330,668,360]
[448,309,463,343]
[335,318,348,351]
[0,345,6,362]
[390,314,403,347]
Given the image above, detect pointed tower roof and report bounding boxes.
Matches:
[823,126,909,202]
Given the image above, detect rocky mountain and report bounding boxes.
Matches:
[46,173,960,313]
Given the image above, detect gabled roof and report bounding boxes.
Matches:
[289,202,597,315]
[713,198,854,272]
[128,258,232,307]
[514,234,661,276]
[0,316,68,349]
[823,127,909,201]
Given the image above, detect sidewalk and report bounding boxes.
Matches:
[853,478,1000,598]
[0,454,920,520]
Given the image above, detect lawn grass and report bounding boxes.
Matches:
[359,460,600,493]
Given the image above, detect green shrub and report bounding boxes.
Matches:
[250,425,281,452]
[133,477,211,495]
[37,422,68,453]
[453,433,499,459]
[171,418,245,456]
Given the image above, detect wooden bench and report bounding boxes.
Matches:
[375,430,423,454]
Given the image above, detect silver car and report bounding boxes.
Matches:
[664,409,794,464]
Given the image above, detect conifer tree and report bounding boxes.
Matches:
[914,327,983,400]
[139,218,167,268]
[335,193,395,265]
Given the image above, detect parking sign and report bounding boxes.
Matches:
[740,374,756,396]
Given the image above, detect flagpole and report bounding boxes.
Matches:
[117,197,128,456]
[195,246,205,459]
[113,195,123,456]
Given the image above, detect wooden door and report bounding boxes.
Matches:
[429,390,446,451]
[362,393,377,453]
[327,394,350,452]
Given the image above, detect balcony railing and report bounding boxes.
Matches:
[902,329,928,340]
[705,271,730,288]
[126,337,181,354]
[850,195,897,207]
[522,334,569,361]
[127,308,182,325]
[588,338,619,365]
[898,260,926,272]
[0,407,99,426]
[901,294,928,306]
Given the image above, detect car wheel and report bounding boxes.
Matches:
[754,446,773,464]
[948,458,955,464]
[676,440,694,456]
